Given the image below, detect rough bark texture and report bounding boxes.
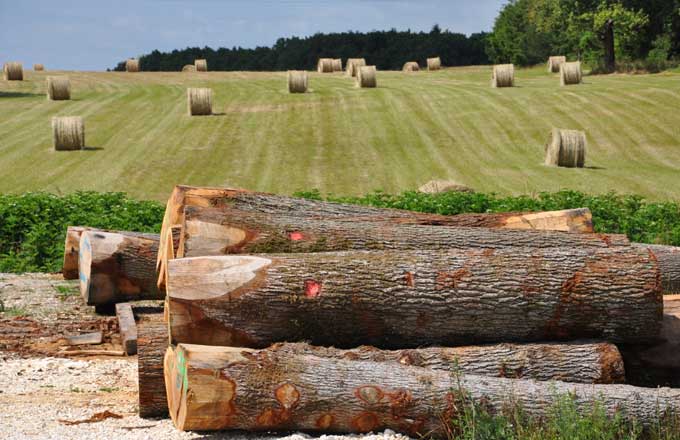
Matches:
[115,303,137,355]
[156,185,595,286]
[167,247,662,348]
[165,343,680,434]
[138,317,169,418]
[179,206,615,259]
[634,244,680,294]
[79,230,162,305]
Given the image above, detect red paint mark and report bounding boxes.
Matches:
[316,414,334,429]
[352,412,379,432]
[289,232,304,241]
[256,408,277,426]
[304,280,322,298]
[355,386,384,404]
[436,268,470,290]
[561,272,583,293]
[404,271,415,288]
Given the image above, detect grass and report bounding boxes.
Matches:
[2,306,29,317]
[54,284,79,301]
[1,67,680,201]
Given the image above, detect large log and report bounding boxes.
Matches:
[165,343,680,434]
[634,244,680,294]
[156,185,595,287]
[167,247,661,348]
[79,230,163,306]
[138,317,169,418]
[177,206,618,258]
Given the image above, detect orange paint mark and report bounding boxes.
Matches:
[316,413,334,429]
[352,412,379,432]
[436,268,470,290]
[257,408,277,426]
[289,232,304,241]
[304,280,322,298]
[404,271,415,287]
[561,272,583,293]
[355,386,384,405]
[275,383,300,409]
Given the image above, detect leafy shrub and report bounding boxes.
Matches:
[0,192,163,273]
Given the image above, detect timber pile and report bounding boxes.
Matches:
[131,184,678,435]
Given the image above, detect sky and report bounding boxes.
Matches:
[0,0,504,71]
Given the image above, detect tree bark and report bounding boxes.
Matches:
[79,230,162,306]
[167,247,661,348]
[165,343,680,434]
[634,244,680,294]
[138,317,169,419]
[156,185,595,287]
[603,19,616,73]
[115,303,137,355]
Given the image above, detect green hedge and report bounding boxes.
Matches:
[1,190,679,273]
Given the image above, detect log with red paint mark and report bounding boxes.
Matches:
[164,343,679,434]
[166,246,661,348]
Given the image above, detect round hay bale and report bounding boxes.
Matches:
[187,88,213,116]
[317,58,333,73]
[402,61,420,72]
[427,57,441,71]
[195,59,207,72]
[418,180,474,194]
[52,116,84,151]
[332,59,343,72]
[345,58,366,77]
[46,76,71,100]
[3,62,23,80]
[356,65,377,88]
[547,56,566,73]
[492,64,514,88]
[544,128,586,168]
[33,64,45,71]
[287,70,308,93]
[182,64,196,72]
[560,61,582,86]
[126,59,139,72]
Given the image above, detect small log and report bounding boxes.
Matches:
[165,343,680,434]
[79,230,162,306]
[65,332,102,346]
[116,303,137,355]
[138,317,169,418]
[166,246,661,348]
[62,349,125,356]
[637,244,680,293]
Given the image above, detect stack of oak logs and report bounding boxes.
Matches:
[67,185,680,437]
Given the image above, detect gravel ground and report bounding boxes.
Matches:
[0,273,412,440]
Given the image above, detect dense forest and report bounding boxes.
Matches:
[112,26,488,71]
[113,1,680,72]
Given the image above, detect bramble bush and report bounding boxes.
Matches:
[1,189,679,273]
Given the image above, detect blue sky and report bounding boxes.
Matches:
[0,0,504,70]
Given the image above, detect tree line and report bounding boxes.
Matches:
[112,26,489,71]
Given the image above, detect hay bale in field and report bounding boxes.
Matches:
[187,88,213,116]
[126,59,139,72]
[427,57,441,71]
[419,180,474,194]
[52,116,84,150]
[545,128,586,168]
[33,64,45,71]
[547,56,566,73]
[317,58,333,73]
[402,61,420,72]
[356,65,377,88]
[3,62,23,80]
[560,61,582,86]
[492,64,514,87]
[332,59,343,72]
[287,70,308,93]
[181,64,196,72]
[195,59,207,72]
[46,76,71,100]
[345,58,366,77]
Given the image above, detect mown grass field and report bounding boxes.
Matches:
[1,66,679,201]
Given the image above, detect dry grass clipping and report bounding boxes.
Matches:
[182,64,196,72]
[3,62,23,80]
[356,65,377,88]
[187,88,213,116]
[419,180,474,194]
[427,57,441,71]
[547,56,566,73]
[560,61,582,86]
[346,58,366,77]
[126,59,139,72]
[287,70,308,93]
[402,62,420,72]
[545,128,586,168]
[492,64,514,88]
[33,64,45,71]
[317,58,333,73]
[195,59,207,72]
[332,59,343,72]
[52,116,84,150]
[46,76,71,100]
